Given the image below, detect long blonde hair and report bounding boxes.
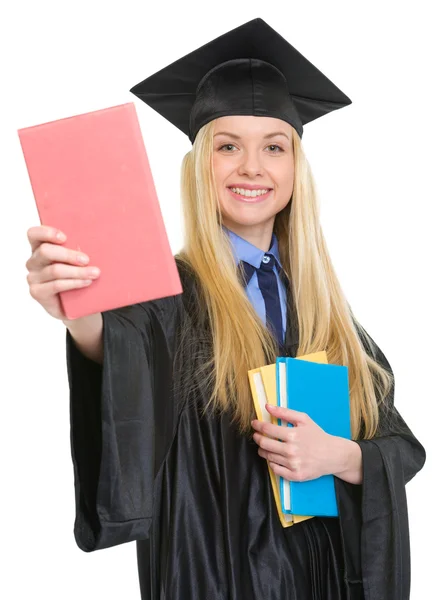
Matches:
[175,119,393,440]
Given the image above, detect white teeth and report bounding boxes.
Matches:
[229,187,270,197]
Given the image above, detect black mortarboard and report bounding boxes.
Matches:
[129,18,352,144]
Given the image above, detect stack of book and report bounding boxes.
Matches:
[248,353,351,528]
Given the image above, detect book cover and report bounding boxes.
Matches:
[247,351,328,527]
[248,367,296,528]
[276,357,351,517]
[18,102,182,319]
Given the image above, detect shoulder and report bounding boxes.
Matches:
[174,255,205,314]
[134,256,202,329]
[105,257,204,340]
[352,318,393,375]
[103,258,188,331]
[174,255,199,292]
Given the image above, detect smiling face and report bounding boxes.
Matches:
[212,115,295,246]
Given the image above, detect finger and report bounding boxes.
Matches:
[29,278,93,301]
[268,461,311,482]
[253,432,291,457]
[265,404,310,426]
[26,242,90,270]
[258,448,290,468]
[268,461,296,480]
[27,225,66,253]
[252,419,292,442]
[27,263,100,285]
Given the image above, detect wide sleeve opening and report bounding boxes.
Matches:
[335,327,426,599]
[66,301,176,552]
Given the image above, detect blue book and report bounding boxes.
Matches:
[275,357,351,517]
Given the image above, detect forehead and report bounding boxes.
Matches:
[212,115,292,139]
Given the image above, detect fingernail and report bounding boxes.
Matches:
[78,254,89,264]
[57,231,66,241]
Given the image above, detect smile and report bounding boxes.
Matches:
[227,188,272,203]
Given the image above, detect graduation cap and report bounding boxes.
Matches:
[129,17,352,144]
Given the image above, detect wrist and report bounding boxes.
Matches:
[331,437,363,484]
[331,437,358,474]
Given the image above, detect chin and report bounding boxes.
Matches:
[223,212,276,228]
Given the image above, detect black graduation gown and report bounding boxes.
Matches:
[66,259,426,600]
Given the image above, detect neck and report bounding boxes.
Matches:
[222,218,274,252]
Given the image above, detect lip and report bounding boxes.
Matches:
[227,184,273,191]
[227,187,272,203]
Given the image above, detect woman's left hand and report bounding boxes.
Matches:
[251,404,353,482]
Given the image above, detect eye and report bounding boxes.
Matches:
[218,144,284,153]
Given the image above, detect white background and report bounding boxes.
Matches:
[1,1,444,598]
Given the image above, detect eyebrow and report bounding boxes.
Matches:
[214,131,290,141]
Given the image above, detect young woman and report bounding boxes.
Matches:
[25,18,425,600]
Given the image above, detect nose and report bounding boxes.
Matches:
[237,149,266,178]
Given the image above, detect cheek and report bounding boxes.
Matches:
[276,165,294,201]
[212,158,232,208]
[212,155,229,184]
[278,159,294,187]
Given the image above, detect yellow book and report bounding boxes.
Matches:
[248,351,328,528]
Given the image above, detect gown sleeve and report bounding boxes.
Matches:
[66,294,182,553]
[335,327,426,600]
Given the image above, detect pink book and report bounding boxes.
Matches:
[18,102,183,320]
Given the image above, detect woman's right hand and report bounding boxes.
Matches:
[26,225,101,321]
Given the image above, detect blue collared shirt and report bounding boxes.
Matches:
[222,225,287,343]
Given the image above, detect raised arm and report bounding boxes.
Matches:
[63,313,104,364]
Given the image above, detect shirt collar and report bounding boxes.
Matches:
[222,224,283,271]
